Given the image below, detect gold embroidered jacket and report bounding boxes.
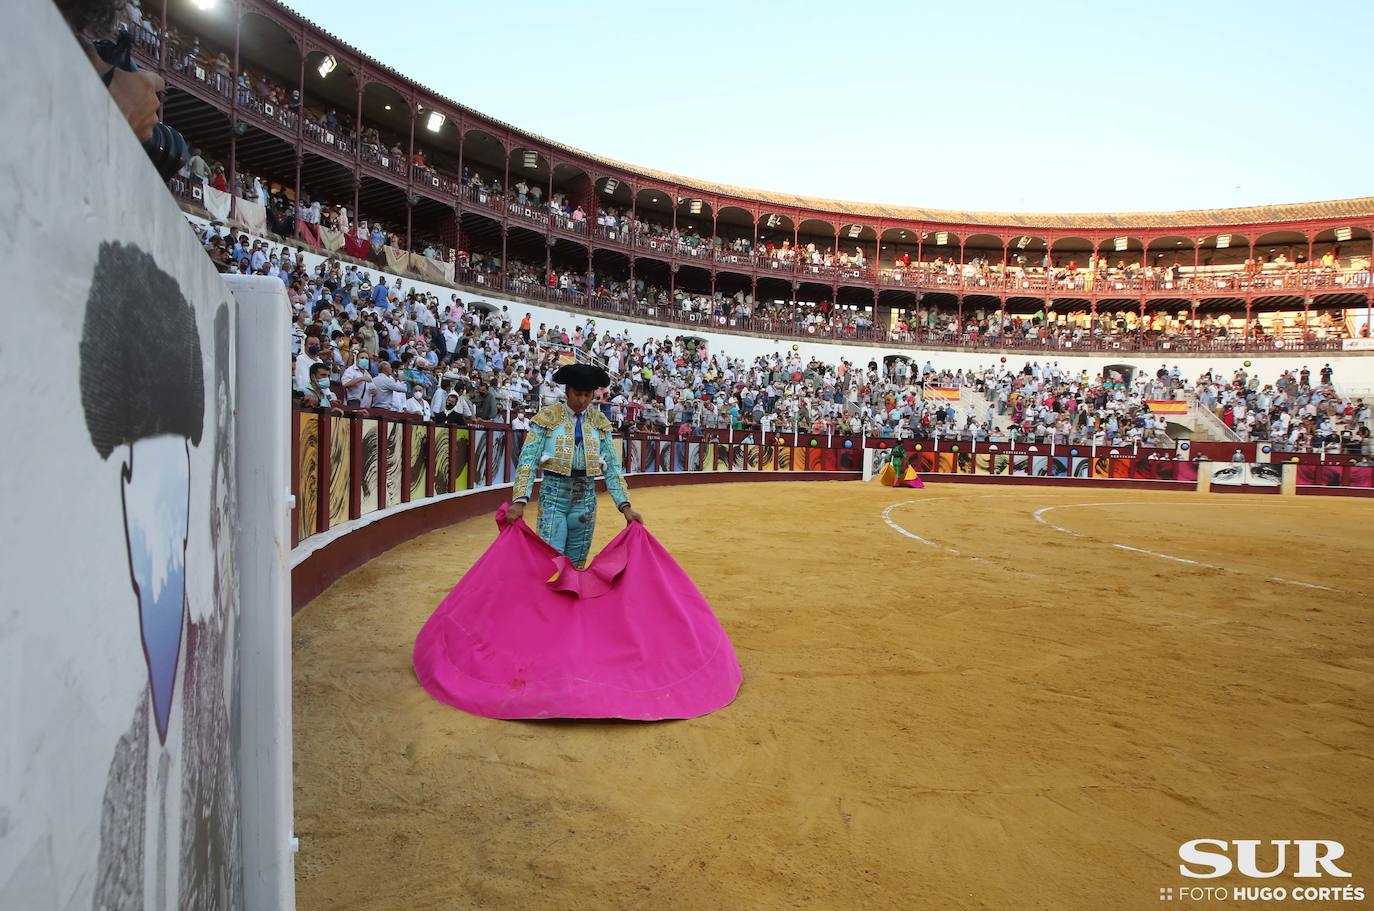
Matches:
[512,403,630,506]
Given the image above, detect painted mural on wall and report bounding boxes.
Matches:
[78,243,243,911]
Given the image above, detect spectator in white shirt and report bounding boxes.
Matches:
[371,361,409,411]
[403,385,432,422]
[340,354,375,408]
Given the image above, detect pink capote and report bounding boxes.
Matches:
[412,504,742,720]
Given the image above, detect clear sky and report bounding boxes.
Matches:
[284,0,1374,214]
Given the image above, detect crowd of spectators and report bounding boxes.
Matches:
[189,215,1371,456]
[1198,364,1370,452]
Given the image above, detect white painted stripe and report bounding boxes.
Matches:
[1032,501,1345,593]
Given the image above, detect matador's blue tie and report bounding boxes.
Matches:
[574,412,583,446]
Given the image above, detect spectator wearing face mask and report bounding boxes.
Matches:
[302,362,337,409]
[295,336,323,393]
[340,352,375,408]
[403,384,432,422]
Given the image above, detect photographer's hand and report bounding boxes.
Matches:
[100,63,164,142]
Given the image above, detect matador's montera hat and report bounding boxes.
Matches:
[553,363,611,391]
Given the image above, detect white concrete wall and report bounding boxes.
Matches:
[5,5,247,908]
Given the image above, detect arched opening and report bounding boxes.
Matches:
[964,233,1004,291]
[591,249,631,304]
[757,213,796,267]
[232,12,302,128]
[633,257,672,312]
[410,102,459,195]
[837,224,877,279]
[634,188,674,250]
[550,164,592,233]
[460,129,506,210]
[1048,237,1094,295]
[457,211,502,287]
[504,225,548,291]
[796,217,837,275]
[675,197,714,257]
[1095,236,1146,295]
[592,177,633,242]
[879,227,919,277]
[359,83,410,180]
[715,207,755,265]
[920,229,959,266]
[507,147,551,227]
[878,288,919,337]
[301,51,357,157]
[1255,229,1308,268]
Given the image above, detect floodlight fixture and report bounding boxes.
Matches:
[426,111,445,132]
[317,55,337,78]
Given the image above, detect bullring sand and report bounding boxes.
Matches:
[293,482,1374,910]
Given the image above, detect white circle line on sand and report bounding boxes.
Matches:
[1032,502,1340,593]
[881,499,1049,578]
[880,500,945,552]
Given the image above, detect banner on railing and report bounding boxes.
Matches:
[1145,400,1189,416]
[203,185,232,221]
[319,226,345,252]
[384,245,410,275]
[343,234,371,259]
[231,195,266,234]
[923,386,961,402]
[1342,337,1374,351]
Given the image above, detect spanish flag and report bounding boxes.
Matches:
[1145,399,1188,416]
[923,386,961,402]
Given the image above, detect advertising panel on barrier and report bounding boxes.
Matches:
[1342,337,1374,351]
[3,4,248,908]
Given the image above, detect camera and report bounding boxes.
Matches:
[94,29,189,181]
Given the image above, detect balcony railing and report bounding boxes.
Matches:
[872,266,1373,299]
[507,199,549,227]
[462,184,504,213]
[552,213,589,235]
[360,145,407,180]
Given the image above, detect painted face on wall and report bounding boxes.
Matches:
[121,435,192,741]
[80,241,205,745]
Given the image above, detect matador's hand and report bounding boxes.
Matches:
[504,502,526,524]
[620,504,644,525]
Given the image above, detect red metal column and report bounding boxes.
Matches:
[352,76,363,217]
[226,8,242,188]
[157,0,168,72]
